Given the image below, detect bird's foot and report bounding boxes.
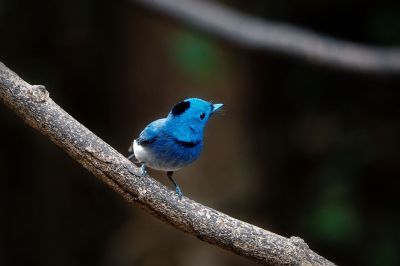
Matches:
[167,171,183,199]
[175,185,183,200]
[140,164,147,177]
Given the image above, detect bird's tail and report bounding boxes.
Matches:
[127,141,138,163]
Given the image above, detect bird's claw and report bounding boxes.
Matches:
[175,186,183,199]
[140,164,147,177]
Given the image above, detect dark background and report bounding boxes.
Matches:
[1,0,399,265]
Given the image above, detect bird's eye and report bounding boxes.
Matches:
[200,112,206,120]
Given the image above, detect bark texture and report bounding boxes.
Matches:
[0,61,335,265]
[136,0,400,75]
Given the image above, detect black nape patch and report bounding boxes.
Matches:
[171,101,191,116]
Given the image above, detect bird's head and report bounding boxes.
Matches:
[167,98,223,135]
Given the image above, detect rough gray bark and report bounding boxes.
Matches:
[0,61,335,266]
[135,0,400,75]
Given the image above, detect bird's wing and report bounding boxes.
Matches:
[136,118,165,146]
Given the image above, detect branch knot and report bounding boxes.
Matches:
[290,236,309,250]
[30,85,49,102]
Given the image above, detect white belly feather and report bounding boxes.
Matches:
[133,139,182,171]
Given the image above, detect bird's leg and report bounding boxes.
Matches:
[140,163,147,176]
[167,171,183,199]
[127,153,135,161]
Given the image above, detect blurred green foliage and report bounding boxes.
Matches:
[170,31,225,82]
[306,198,361,244]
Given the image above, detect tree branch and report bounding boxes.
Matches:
[0,61,335,265]
[135,0,400,75]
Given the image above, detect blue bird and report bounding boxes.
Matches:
[128,98,223,199]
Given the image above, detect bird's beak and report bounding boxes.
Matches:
[211,103,223,114]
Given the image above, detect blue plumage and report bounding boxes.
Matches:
[128,98,223,198]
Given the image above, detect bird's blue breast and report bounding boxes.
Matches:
[143,134,203,171]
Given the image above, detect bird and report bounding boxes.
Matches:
[128,98,223,199]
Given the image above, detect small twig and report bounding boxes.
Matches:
[135,0,400,75]
[0,61,335,265]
